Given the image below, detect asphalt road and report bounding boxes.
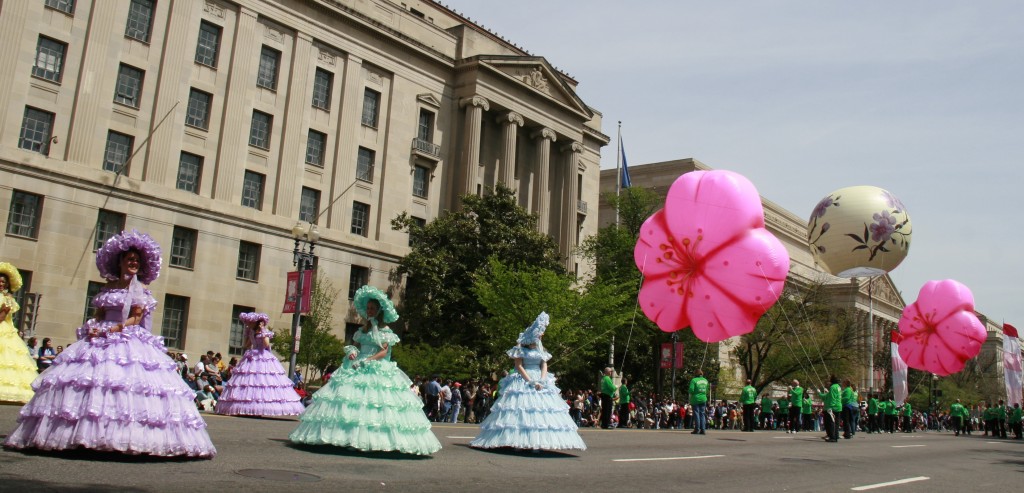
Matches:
[0,404,1020,492]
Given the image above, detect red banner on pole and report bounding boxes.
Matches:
[660,342,684,369]
[282,270,314,314]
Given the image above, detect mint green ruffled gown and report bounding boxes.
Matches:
[289,326,440,455]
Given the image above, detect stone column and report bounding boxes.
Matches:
[496,111,523,188]
[273,32,313,219]
[0,0,29,140]
[213,7,260,202]
[458,95,489,197]
[66,0,122,167]
[531,127,556,234]
[561,141,583,270]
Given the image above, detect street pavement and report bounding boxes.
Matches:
[0,404,1020,492]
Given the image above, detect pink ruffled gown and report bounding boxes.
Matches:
[3,287,216,458]
[215,327,304,416]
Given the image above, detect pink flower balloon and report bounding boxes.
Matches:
[634,170,790,342]
[897,279,987,376]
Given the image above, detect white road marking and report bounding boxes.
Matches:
[613,455,724,462]
[891,445,925,448]
[851,476,929,490]
[446,436,477,439]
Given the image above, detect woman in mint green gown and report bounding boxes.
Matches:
[289,286,440,455]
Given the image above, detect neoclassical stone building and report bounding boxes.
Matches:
[0,0,607,356]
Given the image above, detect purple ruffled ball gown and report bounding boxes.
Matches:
[3,287,216,458]
[215,327,304,416]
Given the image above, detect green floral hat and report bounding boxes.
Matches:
[353,285,399,324]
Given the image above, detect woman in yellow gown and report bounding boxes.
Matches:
[0,262,36,403]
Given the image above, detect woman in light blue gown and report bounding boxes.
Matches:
[471,312,586,451]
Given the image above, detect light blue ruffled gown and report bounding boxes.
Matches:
[470,345,586,451]
[289,326,441,455]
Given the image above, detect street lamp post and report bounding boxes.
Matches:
[288,221,319,381]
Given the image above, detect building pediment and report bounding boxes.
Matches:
[859,276,906,309]
[417,93,441,108]
[473,56,592,119]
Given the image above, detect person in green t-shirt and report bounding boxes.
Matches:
[760,395,774,430]
[996,399,1008,438]
[599,367,616,429]
[867,393,880,433]
[787,380,804,434]
[901,401,912,433]
[884,397,897,433]
[618,377,632,429]
[840,379,855,438]
[950,399,966,436]
[818,375,842,442]
[1009,402,1022,439]
[740,379,757,432]
[801,390,814,432]
[688,369,709,435]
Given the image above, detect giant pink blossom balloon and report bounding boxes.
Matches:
[897,279,987,376]
[634,170,790,343]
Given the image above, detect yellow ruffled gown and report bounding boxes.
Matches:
[0,294,36,403]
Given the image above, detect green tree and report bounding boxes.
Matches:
[272,271,344,383]
[391,184,563,347]
[472,257,632,390]
[734,280,860,394]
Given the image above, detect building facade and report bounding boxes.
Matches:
[1,0,607,356]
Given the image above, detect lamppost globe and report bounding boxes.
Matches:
[307,224,320,243]
[292,222,306,239]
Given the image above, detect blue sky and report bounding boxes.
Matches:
[444,1,1024,328]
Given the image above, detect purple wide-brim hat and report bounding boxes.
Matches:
[239,312,270,326]
[95,229,163,284]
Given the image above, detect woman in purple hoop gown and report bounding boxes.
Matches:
[3,230,216,458]
[215,312,304,416]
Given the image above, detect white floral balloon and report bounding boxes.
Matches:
[807,186,912,278]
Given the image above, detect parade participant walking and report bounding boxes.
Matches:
[840,379,855,438]
[618,377,632,429]
[471,312,586,451]
[950,399,966,436]
[740,380,757,432]
[1010,403,1022,439]
[884,395,898,433]
[599,367,616,429]
[0,262,35,403]
[760,393,773,430]
[901,401,913,433]
[4,231,216,458]
[802,390,814,431]
[215,312,304,416]
[867,393,880,433]
[290,286,440,455]
[689,369,709,435]
[819,375,842,442]
[788,380,803,434]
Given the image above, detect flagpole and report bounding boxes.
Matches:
[615,121,622,226]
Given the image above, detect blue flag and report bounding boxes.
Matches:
[619,134,631,188]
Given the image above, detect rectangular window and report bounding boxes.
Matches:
[185,88,211,130]
[94,209,126,251]
[256,46,280,90]
[248,111,272,149]
[228,305,254,355]
[170,226,197,269]
[176,152,202,194]
[241,171,264,210]
[83,281,103,324]
[103,131,134,173]
[361,88,380,127]
[350,201,369,237]
[311,68,332,110]
[356,147,374,183]
[305,130,326,167]
[409,216,426,246]
[114,64,144,108]
[45,0,75,14]
[236,241,261,281]
[194,21,222,68]
[348,265,369,299]
[412,165,429,198]
[32,36,67,83]
[417,109,434,141]
[18,107,55,155]
[6,191,43,239]
[299,187,320,224]
[125,0,155,43]
[161,294,189,350]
